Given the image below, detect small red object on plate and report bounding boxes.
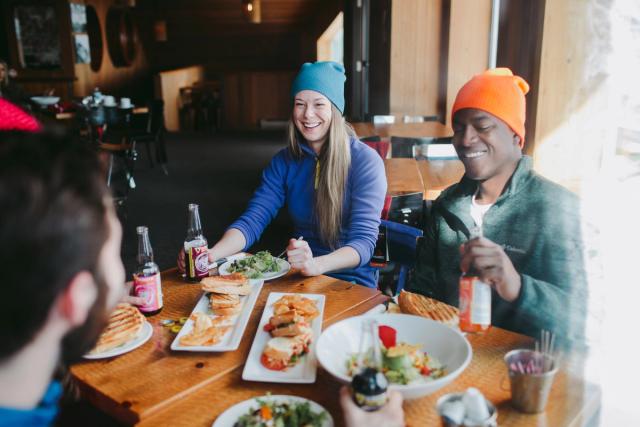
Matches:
[378,325,396,348]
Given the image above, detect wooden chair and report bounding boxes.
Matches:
[390,136,435,158]
[402,115,439,123]
[372,115,396,124]
[360,135,390,159]
[98,120,138,214]
[129,100,168,174]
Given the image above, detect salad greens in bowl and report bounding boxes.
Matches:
[212,394,333,427]
[221,251,289,280]
[316,314,472,399]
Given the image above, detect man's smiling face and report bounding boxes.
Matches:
[452,108,522,181]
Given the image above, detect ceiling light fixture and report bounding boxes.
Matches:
[242,0,261,24]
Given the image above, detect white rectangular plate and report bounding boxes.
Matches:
[170,279,264,352]
[242,292,325,384]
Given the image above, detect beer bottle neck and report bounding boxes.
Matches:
[187,205,203,240]
[137,228,154,265]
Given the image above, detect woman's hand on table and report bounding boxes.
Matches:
[459,236,522,302]
[339,386,405,427]
[286,238,324,276]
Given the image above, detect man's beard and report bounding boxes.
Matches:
[60,269,110,365]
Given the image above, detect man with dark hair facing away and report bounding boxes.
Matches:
[0,128,126,426]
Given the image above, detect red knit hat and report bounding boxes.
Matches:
[0,99,41,132]
[452,68,529,146]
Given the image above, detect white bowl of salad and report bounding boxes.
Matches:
[316,314,472,399]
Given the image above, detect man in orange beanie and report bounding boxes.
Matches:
[406,68,587,348]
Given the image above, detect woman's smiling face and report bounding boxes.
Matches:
[293,90,332,144]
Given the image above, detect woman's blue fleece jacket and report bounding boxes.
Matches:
[229,137,387,288]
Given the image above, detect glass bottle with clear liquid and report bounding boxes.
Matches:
[184,203,209,282]
[351,319,389,411]
[459,226,491,333]
[133,226,163,316]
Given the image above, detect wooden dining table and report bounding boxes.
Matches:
[350,121,453,139]
[71,269,600,427]
[384,158,425,198]
[417,159,465,200]
[384,158,466,201]
[55,106,149,120]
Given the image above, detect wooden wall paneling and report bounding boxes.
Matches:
[437,0,451,122]
[3,0,75,99]
[444,0,492,126]
[73,0,151,101]
[222,72,241,130]
[532,0,614,191]
[154,66,204,131]
[389,0,442,117]
[316,12,343,62]
[278,0,342,63]
[497,0,546,155]
[144,0,324,72]
[343,0,371,121]
[222,71,295,130]
[368,0,391,116]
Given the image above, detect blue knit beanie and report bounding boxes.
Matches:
[291,61,346,114]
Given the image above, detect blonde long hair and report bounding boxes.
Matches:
[288,105,355,247]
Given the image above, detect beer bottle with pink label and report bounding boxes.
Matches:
[133,226,163,316]
[184,203,209,282]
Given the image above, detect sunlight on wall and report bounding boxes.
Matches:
[577,0,640,424]
[317,12,343,64]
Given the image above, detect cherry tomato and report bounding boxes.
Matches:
[263,323,275,332]
[378,325,397,348]
[260,353,287,371]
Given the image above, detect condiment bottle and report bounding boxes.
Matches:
[459,226,491,333]
[133,226,163,316]
[184,203,209,282]
[351,319,389,411]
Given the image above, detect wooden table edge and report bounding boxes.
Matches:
[136,289,387,420]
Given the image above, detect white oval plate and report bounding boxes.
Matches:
[84,321,153,360]
[218,254,290,281]
[212,395,334,427]
[242,292,325,384]
[170,279,264,352]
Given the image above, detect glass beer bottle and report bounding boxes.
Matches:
[184,203,209,282]
[133,226,163,316]
[351,319,388,411]
[459,226,491,333]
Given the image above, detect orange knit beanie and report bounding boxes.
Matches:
[452,68,529,146]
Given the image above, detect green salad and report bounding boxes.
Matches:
[233,398,327,427]
[227,251,281,279]
[346,326,446,386]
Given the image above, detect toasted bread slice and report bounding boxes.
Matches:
[204,283,251,295]
[398,290,459,327]
[212,304,242,316]
[273,295,319,320]
[180,313,232,346]
[179,325,231,346]
[201,273,249,294]
[270,321,310,338]
[269,309,304,327]
[263,337,297,362]
[91,303,145,354]
[209,293,240,309]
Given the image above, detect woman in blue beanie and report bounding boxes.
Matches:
[178,61,387,288]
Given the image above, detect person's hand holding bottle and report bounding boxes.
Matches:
[339,386,405,427]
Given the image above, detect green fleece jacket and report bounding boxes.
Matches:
[406,156,587,347]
